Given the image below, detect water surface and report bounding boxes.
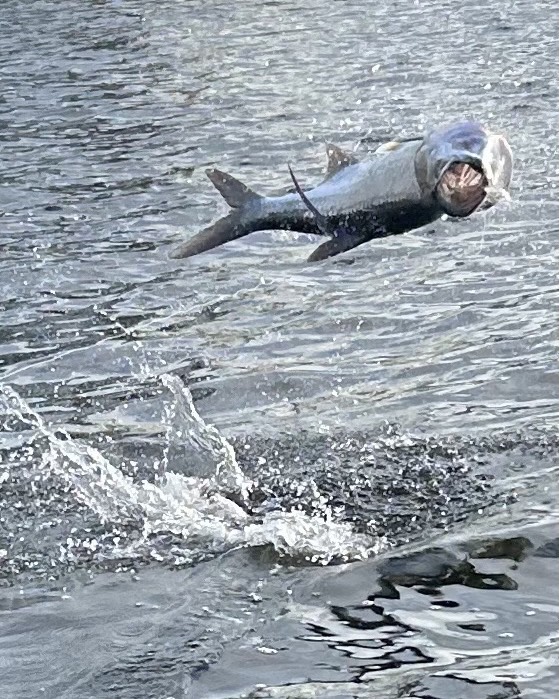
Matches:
[0,0,558,697]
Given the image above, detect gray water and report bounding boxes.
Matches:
[0,0,558,697]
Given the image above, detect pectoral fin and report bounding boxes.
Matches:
[287,163,332,236]
[287,163,358,246]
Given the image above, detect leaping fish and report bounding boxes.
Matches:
[170,121,513,263]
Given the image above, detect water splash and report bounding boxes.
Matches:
[0,378,374,574]
[484,184,512,206]
[160,373,250,499]
[2,383,144,523]
[0,381,249,555]
[245,509,375,564]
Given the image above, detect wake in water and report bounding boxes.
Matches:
[0,376,374,582]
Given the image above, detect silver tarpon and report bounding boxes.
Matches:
[170,121,513,262]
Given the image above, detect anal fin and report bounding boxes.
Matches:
[307,233,370,262]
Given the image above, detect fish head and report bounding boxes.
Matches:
[416,121,513,217]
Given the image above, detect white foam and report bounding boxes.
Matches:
[1,378,376,566]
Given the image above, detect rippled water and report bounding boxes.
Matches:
[0,0,558,697]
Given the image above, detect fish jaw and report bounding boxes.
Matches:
[416,121,513,218]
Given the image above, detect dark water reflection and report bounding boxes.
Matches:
[0,0,558,697]
[189,529,558,698]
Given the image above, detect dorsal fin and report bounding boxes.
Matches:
[206,168,262,208]
[325,143,359,178]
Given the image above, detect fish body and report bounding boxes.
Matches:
[171,121,513,262]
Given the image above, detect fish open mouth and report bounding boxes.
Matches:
[436,161,488,217]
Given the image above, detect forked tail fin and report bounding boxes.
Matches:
[170,169,262,259]
[205,168,262,208]
[170,210,245,259]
